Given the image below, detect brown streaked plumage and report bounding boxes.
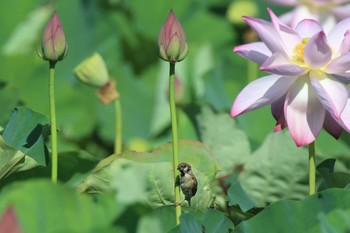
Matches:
[177,162,198,206]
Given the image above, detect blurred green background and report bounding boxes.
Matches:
[0,0,262,155]
[2,1,350,232]
[0,0,349,168]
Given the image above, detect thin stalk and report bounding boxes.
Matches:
[114,98,122,155]
[49,62,58,183]
[169,62,181,225]
[247,61,258,83]
[309,141,316,195]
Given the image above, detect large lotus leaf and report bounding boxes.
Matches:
[313,131,350,176]
[310,209,350,233]
[317,158,350,192]
[79,140,218,210]
[239,131,309,206]
[197,106,251,176]
[234,188,350,233]
[136,206,177,233]
[201,209,235,233]
[178,213,203,233]
[0,179,124,233]
[169,209,235,233]
[137,206,234,233]
[0,150,99,189]
[0,133,49,184]
[0,136,27,180]
[57,151,100,184]
[2,107,49,167]
[317,131,350,159]
[339,133,350,150]
[227,182,256,212]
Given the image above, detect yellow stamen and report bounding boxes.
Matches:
[291,38,332,73]
[291,38,310,68]
[300,0,337,12]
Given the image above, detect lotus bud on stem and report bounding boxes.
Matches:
[158,10,188,64]
[38,11,67,183]
[38,11,68,64]
[158,9,188,225]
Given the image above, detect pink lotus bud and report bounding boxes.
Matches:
[158,10,188,63]
[40,11,67,64]
[0,206,22,233]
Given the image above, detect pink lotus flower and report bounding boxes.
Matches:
[268,0,350,32]
[231,8,350,146]
[158,10,189,63]
[40,11,67,63]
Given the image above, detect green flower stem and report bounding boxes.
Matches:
[309,141,316,195]
[247,61,258,83]
[169,62,181,225]
[114,98,122,155]
[49,62,58,183]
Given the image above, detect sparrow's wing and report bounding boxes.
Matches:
[192,176,198,196]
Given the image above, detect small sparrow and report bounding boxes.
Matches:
[177,162,198,206]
